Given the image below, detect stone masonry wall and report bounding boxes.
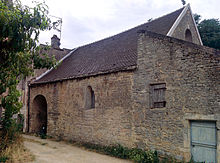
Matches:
[29,31,219,161]
[18,47,70,132]
[132,31,220,160]
[171,8,201,45]
[29,71,134,147]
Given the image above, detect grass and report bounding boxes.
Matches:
[0,133,35,163]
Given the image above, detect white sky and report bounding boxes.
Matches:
[21,0,220,49]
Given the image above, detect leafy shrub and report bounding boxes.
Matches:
[0,155,8,162]
[79,142,158,162]
[17,114,24,132]
[40,133,47,139]
[0,119,22,150]
[39,126,47,139]
[69,141,198,163]
[105,144,130,159]
[128,148,157,163]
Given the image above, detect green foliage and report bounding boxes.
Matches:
[0,155,8,162]
[105,144,128,158]
[198,19,220,49]
[193,14,201,25]
[77,143,158,162]
[194,14,220,49]
[17,113,24,131]
[127,148,156,163]
[39,127,47,139]
[65,141,201,163]
[0,120,22,149]
[0,0,56,152]
[40,133,47,139]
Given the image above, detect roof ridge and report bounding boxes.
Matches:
[73,6,185,49]
[167,4,188,36]
[147,6,184,24]
[34,6,185,84]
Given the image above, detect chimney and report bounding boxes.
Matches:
[51,35,60,49]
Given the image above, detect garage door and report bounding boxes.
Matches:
[191,121,217,163]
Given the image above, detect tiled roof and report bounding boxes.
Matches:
[33,7,184,84]
[33,47,71,78]
[39,45,71,61]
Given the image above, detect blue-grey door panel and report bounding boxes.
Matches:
[191,145,216,162]
[191,121,216,163]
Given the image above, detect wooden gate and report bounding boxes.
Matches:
[191,121,217,163]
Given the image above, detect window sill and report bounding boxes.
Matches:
[150,107,166,110]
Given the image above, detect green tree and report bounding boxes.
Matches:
[198,19,220,49]
[194,14,220,49]
[193,13,201,25]
[0,0,56,152]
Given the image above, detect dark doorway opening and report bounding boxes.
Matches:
[185,29,192,42]
[32,95,47,134]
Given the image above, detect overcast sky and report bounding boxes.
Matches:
[21,0,220,49]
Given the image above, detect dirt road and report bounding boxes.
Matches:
[23,135,131,163]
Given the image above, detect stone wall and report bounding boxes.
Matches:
[133,31,219,160]
[29,71,134,147]
[171,8,201,45]
[29,31,219,161]
[18,47,71,132]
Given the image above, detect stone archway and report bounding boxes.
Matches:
[32,95,47,134]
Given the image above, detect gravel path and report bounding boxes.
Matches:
[23,135,131,163]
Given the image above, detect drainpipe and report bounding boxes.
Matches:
[27,82,31,133]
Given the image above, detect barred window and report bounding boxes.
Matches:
[150,83,166,108]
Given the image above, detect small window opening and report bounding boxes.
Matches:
[185,29,192,42]
[150,83,166,108]
[85,86,95,109]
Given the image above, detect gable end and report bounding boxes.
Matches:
[167,4,203,45]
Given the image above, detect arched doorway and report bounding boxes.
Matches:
[32,95,47,134]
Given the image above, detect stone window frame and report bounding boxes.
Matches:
[149,83,166,108]
[85,86,95,109]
